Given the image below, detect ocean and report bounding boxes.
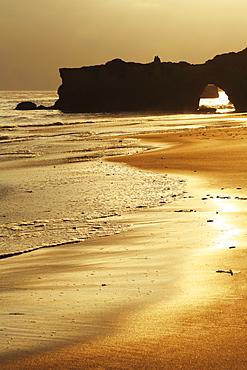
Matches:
[0,90,244,258]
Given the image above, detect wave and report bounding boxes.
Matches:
[0,160,185,258]
[0,239,82,260]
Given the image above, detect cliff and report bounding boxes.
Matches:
[53,48,247,113]
[16,48,247,113]
[53,58,204,113]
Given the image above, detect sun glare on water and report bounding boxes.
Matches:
[199,89,235,113]
[207,90,230,106]
[209,198,241,251]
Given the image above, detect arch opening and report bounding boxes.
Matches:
[198,84,235,113]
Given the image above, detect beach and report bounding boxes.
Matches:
[1,123,247,369]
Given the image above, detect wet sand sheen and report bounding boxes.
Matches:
[1,126,247,369]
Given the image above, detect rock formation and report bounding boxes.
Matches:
[53,48,247,113]
[15,101,52,111]
[200,84,219,98]
[16,101,37,110]
[54,58,204,113]
[17,48,247,113]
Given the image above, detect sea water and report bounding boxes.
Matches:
[0,91,245,257]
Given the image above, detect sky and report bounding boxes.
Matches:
[1,0,247,90]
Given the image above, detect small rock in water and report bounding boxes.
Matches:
[16,101,37,110]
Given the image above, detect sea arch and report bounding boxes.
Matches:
[199,84,235,112]
[52,48,247,113]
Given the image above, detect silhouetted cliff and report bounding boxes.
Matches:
[17,48,247,113]
[53,57,205,113]
[53,48,247,113]
[204,48,247,112]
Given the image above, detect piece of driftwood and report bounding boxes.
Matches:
[216,269,233,275]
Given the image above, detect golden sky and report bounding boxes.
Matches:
[1,0,247,90]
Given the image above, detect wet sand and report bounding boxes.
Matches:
[0,160,183,257]
[1,126,247,369]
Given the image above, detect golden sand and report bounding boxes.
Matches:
[1,126,247,369]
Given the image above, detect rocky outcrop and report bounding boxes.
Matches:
[204,48,247,112]
[17,48,247,113]
[16,101,37,110]
[52,48,247,113]
[53,48,247,113]
[15,102,53,111]
[53,58,204,113]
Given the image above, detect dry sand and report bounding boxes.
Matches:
[1,125,247,369]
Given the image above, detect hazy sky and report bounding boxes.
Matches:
[1,0,247,90]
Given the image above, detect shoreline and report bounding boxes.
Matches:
[1,125,247,369]
[0,159,184,258]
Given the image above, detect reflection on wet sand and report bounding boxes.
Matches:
[1,124,247,369]
[209,197,241,251]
